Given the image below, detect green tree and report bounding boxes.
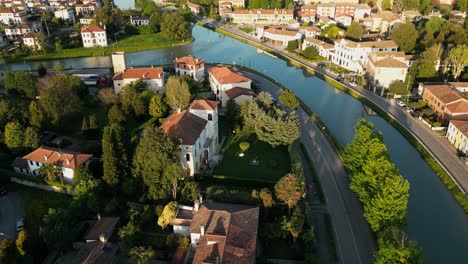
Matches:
[50,75,88,98]
[257,92,273,108]
[120,81,147,117]
[181,181,199,203]
[381,0,392,10]
[455,0,467,12]
[303,46,319,60]
[133,126,180,200]
[24,126,40,149]
[225,98,239,128]
[275,174,303,212]
[279,90,299,109]
[411,44,442,78]
[35,32,53,53]
[256,110,301,147]
[102,124,129,188]
[55,38,63,53]
[375,227,424,264]
[321,24,341,39]
[0,239,16,264]
[165,76,191,110]
[4,121,23,150]
[160,12,191,41]
[15,229,28,256]
[40,80,80,125]
[36,63,47,77]
[403,0,419,10]
[4,71,37,99]
[73,165,94,185]
[42,208,74,252]
[448,45,468,80]
[346,21,363,41]
[157,201,178,229]
[72,179,100,213]
[282,207,305,243]
[88,114,98,129]
[391,23,418,53]
[129,246,155,264]
[52,63,64,73]
[39,163,64,183]
[148,12,161,33]
[419,0,433,14]
[387,80,407,95]
[98,88,120,105]
[28,101,44,128]
[108,104,126,124]
[118,221,140,248]
[148,95,167,118]
[286,40,298,51]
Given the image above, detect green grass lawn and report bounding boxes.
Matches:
[8,33,193,62]
[213,129,290,183]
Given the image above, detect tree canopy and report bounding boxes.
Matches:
[4,71,37,99]
[448,45,468,80]
[148,95,167,119]
[388,80,407,95]
[160,12,191,41]
[391,23,418,53]
[274,174,303,211]
[346,21,363,41]
[279,90,299,109]
[157,201,178,229]
[165,76,191,110]
[303,46,319,60]
[40,78,80,125]
[102,124,130,188]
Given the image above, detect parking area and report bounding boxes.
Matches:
[0,192,25,241]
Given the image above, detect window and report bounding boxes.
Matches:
[186,154,190,162]
[36,162,39,166]
[208,113,213,121]
[32,171,36,176]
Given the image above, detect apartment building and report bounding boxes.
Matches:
[421,84,468,122]
[366,51,409,89]
[81,25,107,48]
[231,9,294,25]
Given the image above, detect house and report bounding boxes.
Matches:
[4,21,42,39]
[0,8,29,25]
[12,146,93,184]
[330,38,398,73]
[160,99,219,176]
[449,82,468,93]
[130,16,149,26]
[449,10,466,26]
[420,84,468,122]
[302,37,334,59]
[366,51,409,90]
[446,120,468,155]
[175,56,206,81]
[75,3,95,15]
[231,9,294,25]
[401,10,421,22]
[72,216,120,264]
[317,4,336,18]
[208,66,252,107]
[335,15,352,26]
[225,87,256,105]
[364,11,404,33]
[299,26,321,38]
[256,26,302,46]
[54,7,74,21]
[219,2,234,19]
[79,16,93,25]
[299,4,317,22]
[22,32,41,49]
[81,24,107,47]
[187,2,201,15]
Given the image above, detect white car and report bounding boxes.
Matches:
[349,82,357,87]
[397,100,406,107]
[16,219,24,232]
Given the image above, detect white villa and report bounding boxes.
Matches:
[446,120,468,156]
[0,8,29,25]
[302,37,334,59]
[175,56,206,81]
[22,32,41,49]
[12,146,93,184]
[366,51,409,89]
[81,24,107,48]
[54,7,74,21]
[208,66,253,107]
[161,99,219,176]
[256,26,302,46]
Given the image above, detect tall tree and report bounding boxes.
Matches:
[448,45,468,80]
[157,201,178,229]
[279,90,299,109]
[275,174,303,212]
[256,110,301,147]
[282,207,305,243]
[391,23,418,53]
[133,125,181,200]
[0,239,16,264]
[148,95,167,119]
[455,0,467,12]
[129,246,155,264]
[40,80,80,125]
[4,121,23,150]
[24,126,40,149]
[4,71,37,99]
[387,80,407,95]
[411,45,440,78]
[165,76,191,110]
[346,21,363,41]
[375,227,424,264]
[42,208,74,252]
[102,124,129,188]
[71,179,101,213]
[160,12,191,41]
[73,165,94,185]
[181,180,199,203]
[28,101,44,128]
[108,104,126,124]
[303,46,319,60]
[147,12,161,33]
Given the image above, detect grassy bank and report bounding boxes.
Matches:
[7,33,193,62]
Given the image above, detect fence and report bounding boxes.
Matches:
[11,177,74,195]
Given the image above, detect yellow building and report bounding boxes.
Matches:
[231,9,294,25]
[447,120,468,155]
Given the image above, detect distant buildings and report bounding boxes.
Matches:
[420,83,468,122]
[22,32,41,49]
[304,0,359,4]
[187,2,201,15]
[79,16,93,25]
[81,25,108,48]
[4,21,42,40]
[0,8,29,25]
[130,16,149,26]
[75,3,95,15]
[54,7,74,21]
[447,120,468,155]
[175,56,206,81]
[231,9,294,25]
[256,26,302,46]
[366,51,409,89]
[208,66,253,107]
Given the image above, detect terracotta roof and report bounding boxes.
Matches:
[371,51,406,58]
[265,27,299,36]
[23,146,92,169]
[81,24,105,32]
[225,87,256,98]
[72,241,118,264]
[425,85,464,104]
[449,82,468,89]
[233,9,294,15]
[304,37,334,49]
[301,26,320,32]
[371,57,407,68]
[160,110,207,145]
[335,39,398,49]
[117,67,163,80]
[23,32,39,39]
[446,100,468,114]
[175,56,205,66]
[171,247,188,264]
[450,120,468,137]
[76,3,94,8]
[190,201,260,264]
[83,217,120,242]
[190,99,218,110]
[208,67,252,85]
[187,1,201,9]
[0,9,14,13]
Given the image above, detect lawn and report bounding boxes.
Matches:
[213,129,291,183]
[7,33,193,62]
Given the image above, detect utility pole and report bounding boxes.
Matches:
[43,17,50,36]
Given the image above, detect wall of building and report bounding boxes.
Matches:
[447,122,468,155]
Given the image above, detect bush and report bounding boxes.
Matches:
[286,40,298,51]
[302,46,319,60]
[206,185,257,204]
[432,122,441,127]
[239,142,250,153]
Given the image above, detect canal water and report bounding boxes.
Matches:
[3,26,468,263]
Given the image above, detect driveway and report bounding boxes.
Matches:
[0,192,25,241]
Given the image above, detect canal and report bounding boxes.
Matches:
[3,26,468,263]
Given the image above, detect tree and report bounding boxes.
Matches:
[257,92,273,108]
[24,126,40,149]
[36,63,47,77]
[225,98,239,128]
[455,0,467,12]
[303,46,319,60]
[0,239,16,264]
[148,95,167,119]
[391,23,418,53]
[88,114,98,129]
[403,0,419,10]
[42,208,74,252]
[73,165,94,185]
[81,117,88,132]
[321,24,341,39]
[165,76,191,110]
[40,79,80,125]
[97,88,119,105]
[282,207,305,243]
[129,246,155,264]
[4,71,37,99]
[102,124,129,188]
[411,44,441,78]
[120,81,147,117]
[165,162,184,200]
[50,75,88,98]
[160,12,191,41]
[286,40,298,51]
[133,126,181,200]
[448,45,468,80]
[108,104,126,124]
[36,32,53,53]
[375,226,424,264]
[72,179,100,213]
[275,174,303,212]
[148,12,161,33]
[39,163,64,183]
[16,229,28,256]
[259,188,274,209]
[256,110,301,147]
[52,63,64,73]
[55,38,63,53]
[118,221,140,248]
[181,181,199,203]
[381,0,392,10]
[4,121,23,150]
[387,80,407,95]
[346,21,363,41]
[29,101,44,128]
[279,90,299,109]
[157,201,178,229]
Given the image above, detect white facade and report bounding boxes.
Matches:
[447,121,468,155]
[54,8,74,21]
[130,16,149,26]
[208,68,252,107]
[23,35,40,49]
[256,26,302,46]
[81,26,107,47]
[335,15,352,26]
[175,56,206,81]
[79,17,93,25]
[113,75,164,94]
[0,9,29,25]
[302,37,334,59]
[231,9,294,25]
[366,52,409,89]
[24,159,75,184]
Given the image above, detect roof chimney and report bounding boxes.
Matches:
[97,213,101,221]
[199,195,203,204]
[66,158,70,165]
[44,155,48,161]
[200,225,205,236]
[99,234,107,243]
[194,199,200,211]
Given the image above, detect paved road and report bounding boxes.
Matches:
[220,25,468,194]
[246,72,376,264]
[0,192,25,241]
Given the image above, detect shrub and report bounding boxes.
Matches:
[432,122,441,127]
[239,142,250,153]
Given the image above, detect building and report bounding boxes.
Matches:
[75,3,95,15]
[225,87,256,105]
[22,32,40,49]
[447,120,468,155]
[0,8,29,25]
[302,37,334,59]
[81,24,107,48]
[187,2,201,15]
[420,83,468,122]
[175,56,206,81]
[12,146,93,184]
[161,100,219,176]
[208,66,252,107]
[449,10,466,26]
[4,21,42,39]
[362,11,404,33]
[299,4,317,22]
[231,9,294,25]
[366,51,409,89]
[335,15,353,26]
[130,16,149,26]
[54,7,74,21]
[330,38,398,73]
[449,82,468,93]
[256,26,302,46]
[315,3,372,20]
[79,16,93,25]
[299,26,321,38]
[317,4,335,18]
[172,199,259,263]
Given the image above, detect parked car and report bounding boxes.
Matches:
[397,100,406,107]
[16,219,24,232]
[0,186,7,197]
[349,81,357,87]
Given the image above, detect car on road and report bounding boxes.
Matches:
[16,219,24,232]
[397,100,406,107]
[0,186,7,197]
[410,110,419,118]
[349,81,357,87]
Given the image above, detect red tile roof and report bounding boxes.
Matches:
[189,99,218,110]
[208,67,252,85]
[160,110,207,145]
[225,87,256,99]
[446,100,468,114]
[175,56,205,66]
[450,120,468,137]
[23,146,92,169]
[371,57,408,68]
[425,84,463,104]
[81,24,105,33]
[114,67,163,80]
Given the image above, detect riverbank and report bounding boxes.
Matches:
[6,33,193,63]
[206,23,468,213]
